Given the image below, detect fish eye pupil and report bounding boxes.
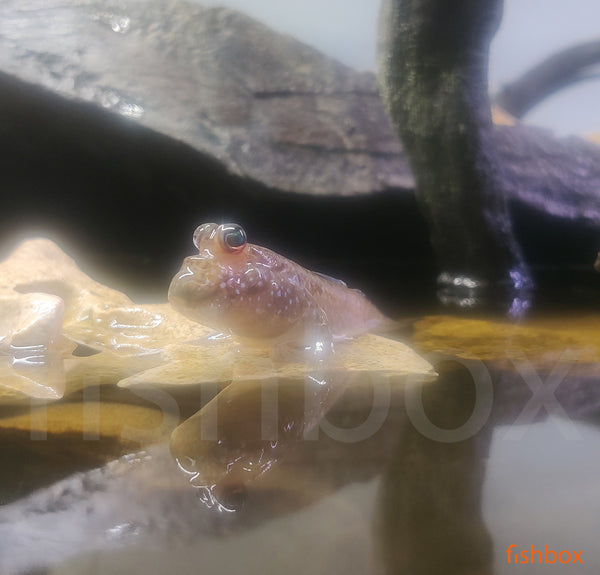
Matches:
[220,224,247,252]
[226,229,245,248]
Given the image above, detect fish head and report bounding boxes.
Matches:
[168,223,309,339]
[168,223,250,329]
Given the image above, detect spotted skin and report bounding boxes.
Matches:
[168,223,388,343]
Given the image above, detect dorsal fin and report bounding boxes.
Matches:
[313,271,348,288]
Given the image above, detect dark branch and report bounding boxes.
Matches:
[496,40,600,118]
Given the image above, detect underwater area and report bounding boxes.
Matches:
[1,1,600,574]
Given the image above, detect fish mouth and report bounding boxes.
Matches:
[167,255,222,316]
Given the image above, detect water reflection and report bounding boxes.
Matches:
[375,362,496,575]
[1,349,600,573]
[436,269,534,318]
[375,357,600,574]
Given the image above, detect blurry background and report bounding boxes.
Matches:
[203,0,600,136]
[0,0,597,310]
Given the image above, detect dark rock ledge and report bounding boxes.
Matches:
[0,0,409,196]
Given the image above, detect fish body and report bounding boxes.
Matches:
[168,223,388,343]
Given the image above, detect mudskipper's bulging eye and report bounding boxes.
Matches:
[218,224,247,253]
[193,223,218,249]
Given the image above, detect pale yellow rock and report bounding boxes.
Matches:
[586,133,600,146]
[65,303,213,358]
[491,105,516,126]
[119,332,435,388]
[0,240,212,403]
[0,401,179,444]
[0,286,74,400]
[0,239,133,400]
[0,238,133,319]
[413,315,600,363]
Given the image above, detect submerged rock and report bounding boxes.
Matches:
[412,314,600,420]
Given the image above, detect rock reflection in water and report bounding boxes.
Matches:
[374,355,600,575]
[0,371,410,574]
